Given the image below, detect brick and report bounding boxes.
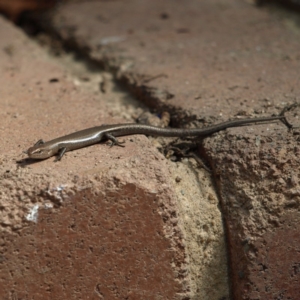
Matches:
[0,15,228,300]
[36,0,300,298]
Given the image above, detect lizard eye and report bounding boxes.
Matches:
[32,148,47,156]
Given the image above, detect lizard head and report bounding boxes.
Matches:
[26,143,57,159]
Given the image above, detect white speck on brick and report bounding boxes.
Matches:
[55,184,67,192]
[44,203,54,209]
[26,204,39,223]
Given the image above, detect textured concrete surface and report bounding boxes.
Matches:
[31,0,300,299]
[0,13,228,300]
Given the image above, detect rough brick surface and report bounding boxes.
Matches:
[0,14,228,300]
[2,0,300,298]
[35,0,300,298]
[0,19,186,298]
[1,185,185,299]
[45,0,300,122]
[205,126,300,298]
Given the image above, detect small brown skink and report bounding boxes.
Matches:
[26,115,285,161]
